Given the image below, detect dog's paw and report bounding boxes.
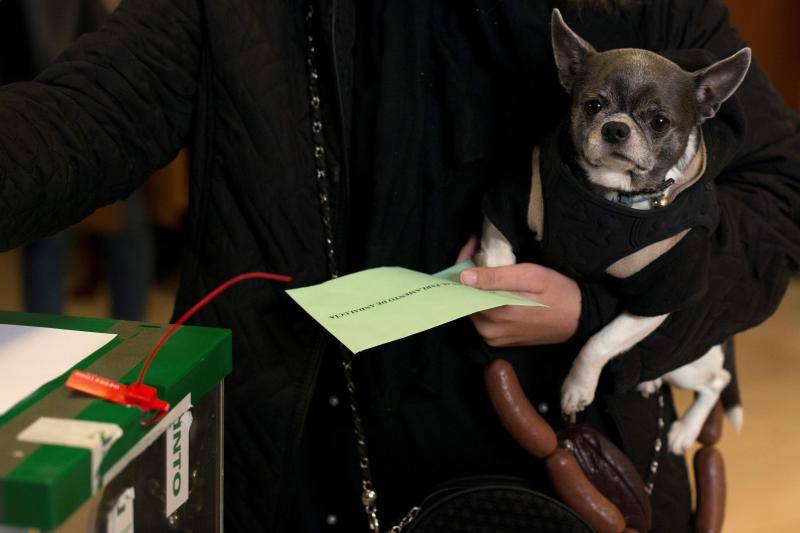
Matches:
[560,372,597,416]
[667,419,701,455]
[473,250,488,268]
[636,378,663,399]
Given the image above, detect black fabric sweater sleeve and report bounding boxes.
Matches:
[607,0,800,391]
[0,0,201,251]
[610,228,712,317]
[566,279,624,353]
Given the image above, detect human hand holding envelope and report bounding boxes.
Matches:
[286,261,547,353]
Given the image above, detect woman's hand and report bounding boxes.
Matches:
[456,236,581,346]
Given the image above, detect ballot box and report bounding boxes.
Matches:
[0,311,231,533]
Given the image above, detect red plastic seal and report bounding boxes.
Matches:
[66,370,127,403]
[65,271,292,426]
[66,370,170,423]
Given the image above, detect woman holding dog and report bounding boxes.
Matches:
[0,0,797,531]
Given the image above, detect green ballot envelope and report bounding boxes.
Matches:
[286,261,547,353]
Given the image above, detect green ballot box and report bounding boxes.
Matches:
[0,311,231,533]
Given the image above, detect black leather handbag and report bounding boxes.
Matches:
[396,476,592,533]
[337,356,652,533]
[381,360,654,533]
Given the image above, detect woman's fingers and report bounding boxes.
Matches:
[464,263,581,347]
[460,263,551,294]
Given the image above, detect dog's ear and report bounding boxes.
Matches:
[551,9,596,92]
[692,47,751,121]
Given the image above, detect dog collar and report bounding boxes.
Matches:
[606,178,675,208]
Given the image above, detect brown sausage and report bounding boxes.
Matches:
[484,359,557,459]
[546,449,626,533]
[694,446,726,533]
[698,402,724,446]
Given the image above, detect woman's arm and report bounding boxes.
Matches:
[608,0,800,390]
[462,0,799,393]
[0,0,202,250]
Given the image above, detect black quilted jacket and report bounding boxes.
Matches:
[0,1,798,531]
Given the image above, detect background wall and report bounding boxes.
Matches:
[725,0,800,111]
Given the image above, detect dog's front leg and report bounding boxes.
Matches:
[561,312,668,415]
[474,217,516,267]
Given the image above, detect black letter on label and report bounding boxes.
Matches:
[173,472,181,496]
[172,428,182,467]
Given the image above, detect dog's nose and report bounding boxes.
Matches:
[601,121,630,144]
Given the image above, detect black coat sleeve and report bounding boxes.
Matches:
[604,0,800,391]
[0,0,202,250]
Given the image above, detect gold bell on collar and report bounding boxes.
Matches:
[652,194,670,208]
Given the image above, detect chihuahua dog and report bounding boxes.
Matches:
[476,10,751,454]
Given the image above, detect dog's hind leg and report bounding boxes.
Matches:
[663,344,730,455]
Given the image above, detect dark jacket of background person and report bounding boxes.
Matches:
[0,0,105,82]
[0,0,153,321]
[0,0,797,532]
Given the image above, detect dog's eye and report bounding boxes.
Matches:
[650,115,670,132]
[584,100,603,116]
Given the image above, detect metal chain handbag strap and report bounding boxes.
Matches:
[303,5,381,530]
[302,5,665,532]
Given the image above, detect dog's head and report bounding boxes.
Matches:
[551,9,750,194]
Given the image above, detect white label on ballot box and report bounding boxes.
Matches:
[107,487,135,533]
[165,409,193,517]
[17,417,123,493]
